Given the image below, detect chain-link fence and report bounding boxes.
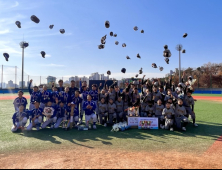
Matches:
[1,65,222,90]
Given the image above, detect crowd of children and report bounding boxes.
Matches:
[11,72,198,132]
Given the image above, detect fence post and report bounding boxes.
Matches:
[1,65,3,89]
[40,76,41,85]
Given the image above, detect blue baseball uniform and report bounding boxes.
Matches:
[40,91,51,109]
[54,105,68,128]
[28,82,41,110]
[41,105,58,129]
[11,111,28,132]
[83,100,97,125]
[13,97,27,112]
[27,108,43,130]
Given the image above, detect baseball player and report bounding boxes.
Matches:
[98,97,108,127]
[57,80,65,92]
[107,85,116,103]
[79,85,89,123]
[184,90,198,127]
[69,80,79,96]
[98,88,108,103]
[41,100,58,129]
[140,89,152,117]
[54,102,68,129]
[26,101,43,131]
[131,88,140,107]
[152,86,162,103]
[145,101,155,117]
[162,102,175,131]
[13,90,27,112]
[11,105,28,132]
[107,98,117,125]
[40,85,51,110]
[154,99,165,129]
[175,99,188,131]
[79,79,90,92]
[69,90,82,127]
[115,96,124,123]
[51,86,59,106]
[89,84,99,117]
[83,95,97,129]
[28,80,41,111]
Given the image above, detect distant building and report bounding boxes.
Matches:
[7,80,14,88]
[19,81,26,88]
[46,76,56,84]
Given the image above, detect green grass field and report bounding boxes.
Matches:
[0,95,222,155]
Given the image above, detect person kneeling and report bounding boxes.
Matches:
[41,100,58,129]
[162,102,175,132]
[11,106,28,132]
[175,99,188,131]
[83,95,97,129]
[27,101,43,131]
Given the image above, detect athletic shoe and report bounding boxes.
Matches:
[182,127,186,131]
[93,125,97,130]
[170,128,174,132]
[62,124,66,129]
[194,123,198,127]
[50,125,54,129]
[104,123,107,127]
[36,126,40,131]
[160,125,164,129]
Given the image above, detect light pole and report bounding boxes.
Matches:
[19,41,29,89]
[176,44,183,82]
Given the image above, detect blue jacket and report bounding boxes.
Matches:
[83,101,96,115]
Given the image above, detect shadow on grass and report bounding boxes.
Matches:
[15,121,222,148]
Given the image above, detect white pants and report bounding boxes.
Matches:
[41,117,57,129]
[85,114,97,125]
[29,103,35,111]
[26,116,43,131]
[54,117,67,129]
[67,116,79,128]
[11,117,28,132]
[40,103,46,110]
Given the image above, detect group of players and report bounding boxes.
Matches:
[11,72,198,132]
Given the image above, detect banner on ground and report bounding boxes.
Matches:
[138,117,159,130]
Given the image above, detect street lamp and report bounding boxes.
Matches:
[20,41,29,89]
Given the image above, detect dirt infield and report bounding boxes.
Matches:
[206,136,222,156]
[0,95,30,100]
[0,148,222,169]
[1,95,222,101]
[194,96,222,101]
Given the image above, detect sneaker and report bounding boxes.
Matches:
[160,125,165,129]
[104,123,107,127]
[194,123,198,127]
[62,124,66,129]
[170,128,174,132]
[182,127,186,131]
[50,125,54,129]
[93,125,97,130]
[36,126,40,131]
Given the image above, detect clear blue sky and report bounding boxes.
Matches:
[0,0,222,80]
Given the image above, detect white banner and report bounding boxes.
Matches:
[127,117,139,127]
[138,117,159,130]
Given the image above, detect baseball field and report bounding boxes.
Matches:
[0,93,222,169]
